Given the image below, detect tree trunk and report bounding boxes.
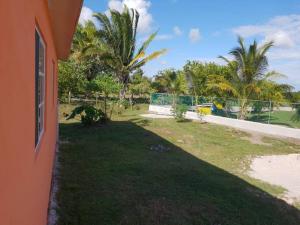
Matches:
[104,94,107,116]
[172,93,177,110]
[68,91,71,104]
[119,88,126,100]
[95,95,98,107]
[239,99,248,120]
[118,73,129,100]
[130,93,134,110]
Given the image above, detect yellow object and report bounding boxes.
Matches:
[197,107,212,115]
[214,102,223,110]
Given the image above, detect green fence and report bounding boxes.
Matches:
[150,93,300,129]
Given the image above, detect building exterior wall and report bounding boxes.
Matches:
[0,1,59,224]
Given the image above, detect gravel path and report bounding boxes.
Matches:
[249,154,300,204]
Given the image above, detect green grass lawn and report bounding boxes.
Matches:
[248,111,300,128]
[57,104,300,225]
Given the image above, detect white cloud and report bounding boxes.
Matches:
[233,14,300,49]
[263,31,294,48]
[271,61,300,89]
[107,0,153,33]
[233,14,300,90]
[108,0,123,12]
[173,26,183,36]
[189,28,201,43]
[79,6,99,27]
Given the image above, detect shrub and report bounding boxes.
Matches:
[120,99,130,109]
[116,99,130,115]
[67,105,106,126]
[172,104,189,121]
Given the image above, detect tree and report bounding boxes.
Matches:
[183,61,231,104]
[58,58,86,103]
[72,22,109,81]
[92,6,167,99]
[153,69,187,107]
[215,36,283,119]
[94,75,120,116]
[129,69,152,97]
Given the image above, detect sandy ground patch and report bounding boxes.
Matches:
[141,114,172,119]
[249,154,300,204]
[241,132,272,146]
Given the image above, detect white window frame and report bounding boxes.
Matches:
[35,28,46,151]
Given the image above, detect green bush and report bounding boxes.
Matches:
[120,99,130,109]
[67,105,106,126]
[172,104,189,121]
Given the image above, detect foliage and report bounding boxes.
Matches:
[290,91,300,103]
[292,106,300,122]
[58,58,86,99]
[153,69,187,108]
[258,81,293,103]
[72,22,109,80]
[183,61,231,99]
[129,69,152,97]
[89,6,167,98]
[92,74,121,97]
[172,104,189,121]
[153,69,187,95]
[66,105,106,126]
[215,36,283,119]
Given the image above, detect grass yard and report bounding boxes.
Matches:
[248,111,300,128]
[57,104,300,225]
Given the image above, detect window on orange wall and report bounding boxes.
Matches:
[35,29,46,148]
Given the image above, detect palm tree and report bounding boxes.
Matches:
[72,22,108,81]
[214,36,282,119]
[154,69,187,108]
[92,6,167,99]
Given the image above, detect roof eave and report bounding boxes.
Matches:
[48,0,83,60]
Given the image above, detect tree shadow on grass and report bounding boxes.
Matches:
[57,121,300,225]
[247,114,295,128]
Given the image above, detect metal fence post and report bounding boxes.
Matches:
[192,96,194,107]
[268,100,272,124]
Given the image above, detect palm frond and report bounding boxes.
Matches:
[137,31,158,55]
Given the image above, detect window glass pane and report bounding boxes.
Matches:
[35,29,46,147]
[38,108,42,134]
[39,41,45,73]
[38,76,41,103]
[39,75,45,103]
[40,105,44,132]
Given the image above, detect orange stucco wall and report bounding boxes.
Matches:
[0,1,59,224]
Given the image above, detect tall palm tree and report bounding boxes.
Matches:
[92,6,167,99]
[213,36,282,119]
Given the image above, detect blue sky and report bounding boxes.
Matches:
[80,0,300,90]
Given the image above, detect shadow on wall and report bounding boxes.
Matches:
[57,120,300,225]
